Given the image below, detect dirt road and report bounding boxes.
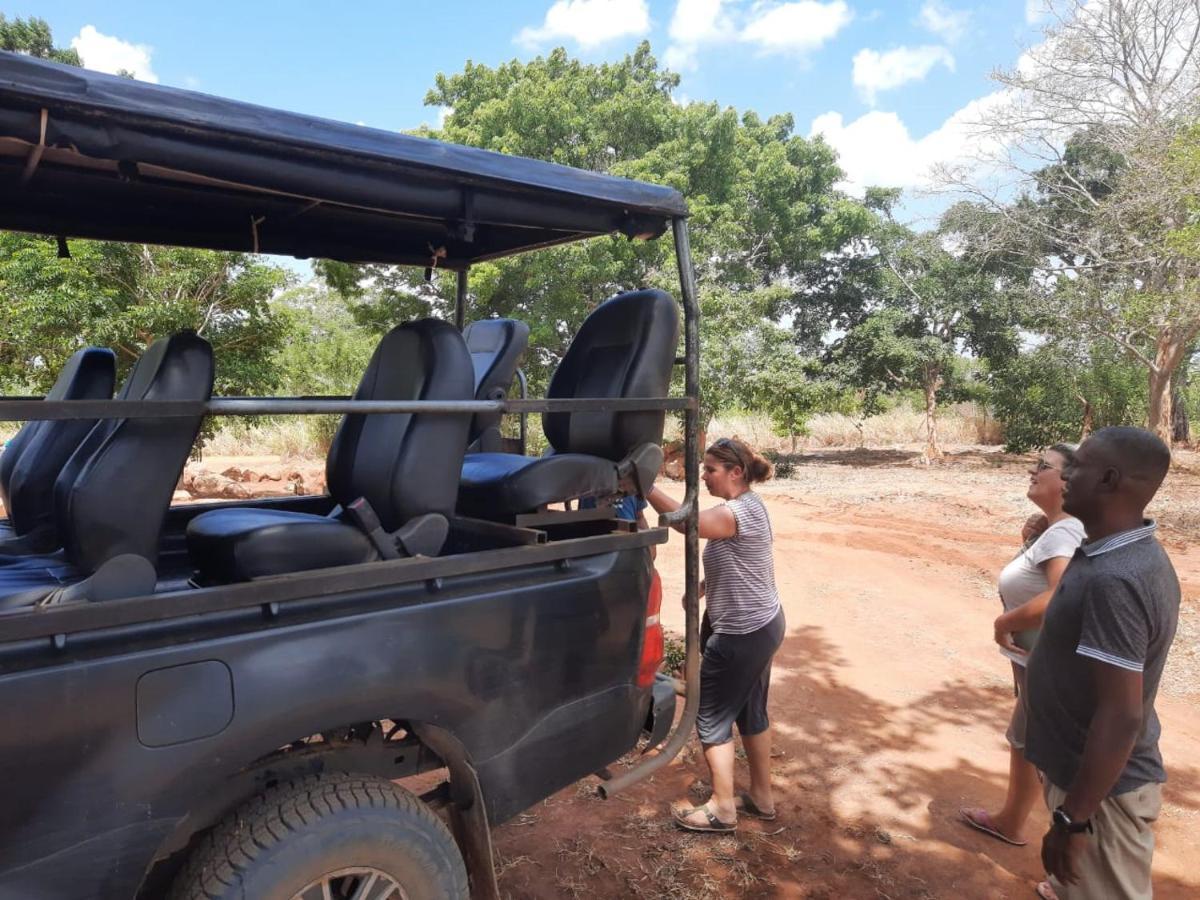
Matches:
[494,449,1200,899]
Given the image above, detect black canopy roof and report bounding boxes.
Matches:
[0,53,687,269]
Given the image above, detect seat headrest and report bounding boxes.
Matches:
[463,318,529,445]
[544,289,679,460]
[326,318,474,531]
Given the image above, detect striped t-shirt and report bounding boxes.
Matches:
[702,491,781,635]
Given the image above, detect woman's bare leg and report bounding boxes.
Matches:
[989,746,1041,840]
[742,729,775,813]
[702,741,737,821]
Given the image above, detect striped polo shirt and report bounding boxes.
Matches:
[702,491,781,635]
[1025,520,1181,794]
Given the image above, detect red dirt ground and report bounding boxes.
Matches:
[491,449,1200,899]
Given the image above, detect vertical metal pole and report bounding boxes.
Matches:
[600,216,700,796]
[455,268,469,331]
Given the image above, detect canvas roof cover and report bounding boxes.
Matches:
[0,53,688,269]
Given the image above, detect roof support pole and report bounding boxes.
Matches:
[600,216,701,797]
[455,269,469,332]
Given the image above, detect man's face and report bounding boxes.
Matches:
[1061,439,1105,519]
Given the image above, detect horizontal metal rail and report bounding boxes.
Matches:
[0,528,669,647]
[0,396,694,422]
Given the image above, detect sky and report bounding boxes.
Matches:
[12,0,1052,220]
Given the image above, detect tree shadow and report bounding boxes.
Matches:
[493,623,1200,899]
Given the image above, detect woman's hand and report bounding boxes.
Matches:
[1022,513,1049,543]
[994,613,1027,656]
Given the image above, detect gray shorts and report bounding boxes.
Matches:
[1006,662,1028,750]
[696,608,786,746]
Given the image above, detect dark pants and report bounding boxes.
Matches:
[696,607,786,746]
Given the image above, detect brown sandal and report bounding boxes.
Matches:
[735,791,777,821]
[673,804,736,833]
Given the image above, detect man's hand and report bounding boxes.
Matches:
[1041,824,1087,885]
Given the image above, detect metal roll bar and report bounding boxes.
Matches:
[600,216,700,798]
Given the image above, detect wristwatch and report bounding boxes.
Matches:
[1052,806,1093,834]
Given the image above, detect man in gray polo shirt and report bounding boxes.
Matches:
[1025,427,1179,899]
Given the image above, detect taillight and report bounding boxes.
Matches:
[636,568,664,688]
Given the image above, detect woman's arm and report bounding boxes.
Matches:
[994,555,1072,648]
[646,485,737,540]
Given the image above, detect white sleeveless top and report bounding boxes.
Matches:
[702,491,781,635]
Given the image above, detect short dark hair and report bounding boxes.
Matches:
[1088,427,1171,497]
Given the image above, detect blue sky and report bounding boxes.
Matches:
[14,1,1049,213]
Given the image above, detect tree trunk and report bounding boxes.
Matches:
[1147,331,1188,446]
[1077,394,1094,442]
[1172,389,1190,444]
[923,375,943,461]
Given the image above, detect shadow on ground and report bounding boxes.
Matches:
[492,623,1200,899]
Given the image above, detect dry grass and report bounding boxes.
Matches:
[707,404,1001,452]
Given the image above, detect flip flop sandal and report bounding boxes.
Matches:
[1034,881,1059,900]
[735,791,777,821]
[673,805,736,833]
[959,807,1028,847]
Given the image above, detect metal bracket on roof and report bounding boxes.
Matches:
[20,109,48,184]
[449,189,476,243]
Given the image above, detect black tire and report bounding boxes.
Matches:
[167,772,468,900]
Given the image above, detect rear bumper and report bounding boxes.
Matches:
[645,672,678,747]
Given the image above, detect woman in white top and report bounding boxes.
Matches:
[647,437,784,833]
[961,443,1085,849]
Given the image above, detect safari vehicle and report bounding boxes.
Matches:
[0,53,703,899]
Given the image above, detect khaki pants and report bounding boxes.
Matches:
[1043,780,1162,899]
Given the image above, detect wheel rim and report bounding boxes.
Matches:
[291,866,409,900]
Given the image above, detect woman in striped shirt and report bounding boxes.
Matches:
[647,437,785,833]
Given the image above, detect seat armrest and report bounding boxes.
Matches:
[394,513,449,558]
[617,443,664,499]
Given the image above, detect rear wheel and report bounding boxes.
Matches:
[168,773,468,900]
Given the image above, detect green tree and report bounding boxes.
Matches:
[0,14,81,64]
[831,205,1019,458]
[0,234,291,396]
[321,43,872,408]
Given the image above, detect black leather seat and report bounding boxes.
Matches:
[0,347,116,554]
[0,332,213,609]
[187,318,474,584]
[463,318,529,452]
[458,289,678,519]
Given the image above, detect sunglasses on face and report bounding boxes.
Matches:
[1035,458,1062,473]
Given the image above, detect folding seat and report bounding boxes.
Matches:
[0,347,116,554]
[457,289,678,521]
[463,318,529,453]
[0,332,213,609]
[186,318,473,584]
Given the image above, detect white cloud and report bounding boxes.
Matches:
[809,91,1007,194]
[918,0,969,43]
[740,1,853,56]
[517,0,650,49]
[1025,0,1049,25]
[70,25,158,83]
[665,0,732,70]
[852,45,954,105]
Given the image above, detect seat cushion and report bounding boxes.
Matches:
[187,508,377,583]
[0,553,83,611]
[458,452,619,518]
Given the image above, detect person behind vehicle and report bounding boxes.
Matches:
[645,437,785,832]
[961,443,1085,850]
[1025,427,1179,900]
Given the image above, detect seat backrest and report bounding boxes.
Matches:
[544,289,679,460]
[0,347,116,537]
[55,332,214,573]
[463,318,529,448]
[326,318,474,532]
